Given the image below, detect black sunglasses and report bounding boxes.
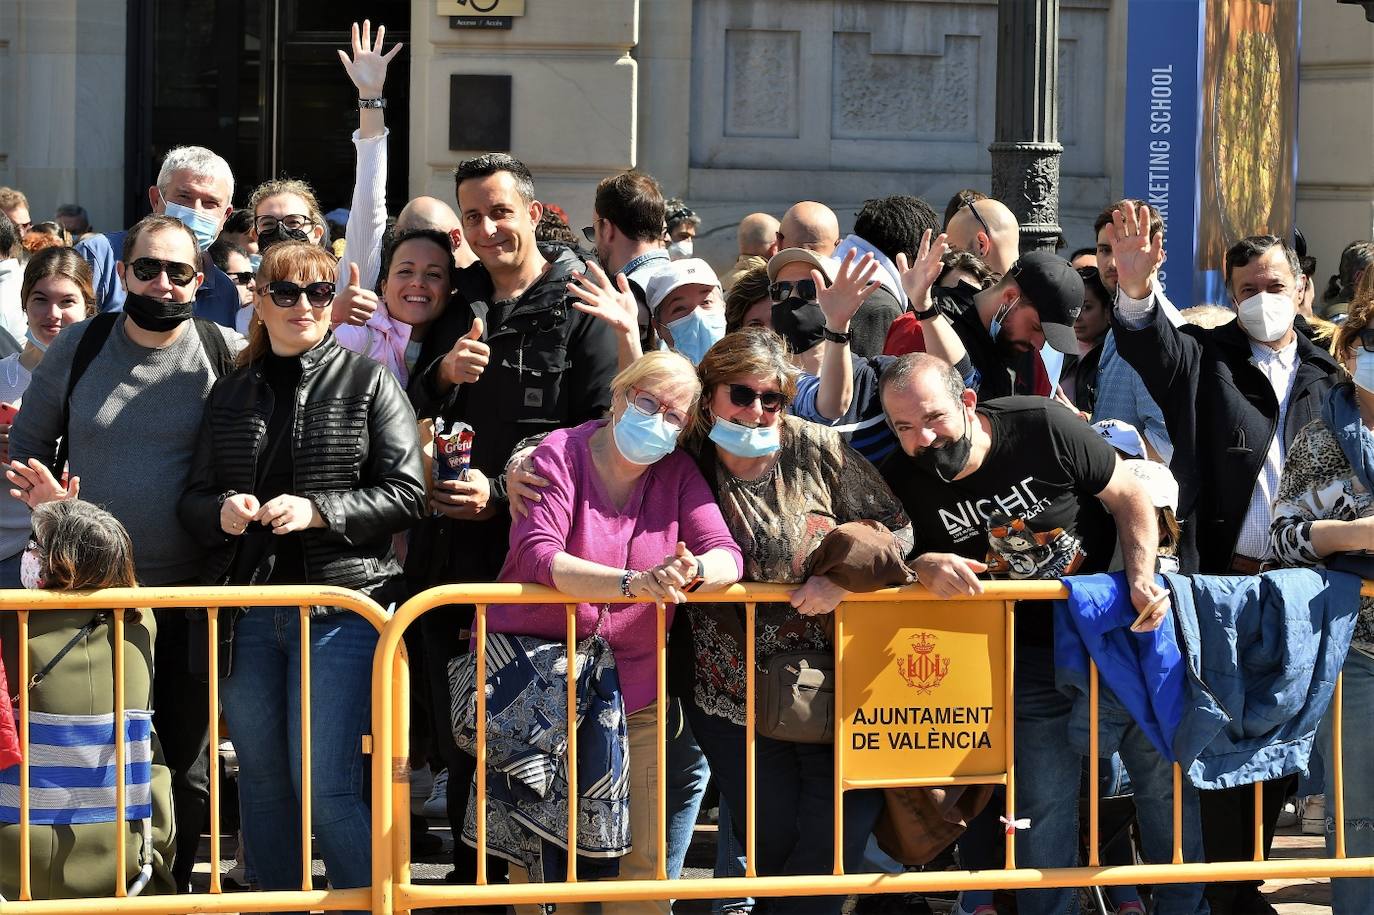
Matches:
[728,383,787,413]
[581,221,599,243]
[229,271,256,287]
[1357,327,1374,354]
[769,279,819,305]
[264,280,335,309]
[129,257,198,286]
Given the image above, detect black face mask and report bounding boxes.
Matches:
[909,410,973,483]
[123,291,195,332]
[257,224,312,252]
[771,296,826,354]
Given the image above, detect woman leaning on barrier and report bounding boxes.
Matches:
[1270,265,1374,915]
[0,500,176,899]
[471,349,743,911]
[681,327,912,915]
[178,241,425,899]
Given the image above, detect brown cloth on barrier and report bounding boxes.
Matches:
[807,519,915,592]
[809,520,991,865]
[874,784,995,866]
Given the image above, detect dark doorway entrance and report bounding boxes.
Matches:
[125,0,410,225]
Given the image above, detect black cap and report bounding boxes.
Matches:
[1008,250,1085,354]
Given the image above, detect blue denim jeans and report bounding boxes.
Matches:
[1015,646,1207,915]
[685,698,882,915]
[666,698,711,879]
[220,607,376,910]
[713,798,752,914]
[1318,647,1374,915]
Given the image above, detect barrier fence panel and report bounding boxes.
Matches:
[2,584,390,915]
[378,580,1374,915]
[8,580,1374,914]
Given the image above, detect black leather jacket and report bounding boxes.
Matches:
[179,333,426,609]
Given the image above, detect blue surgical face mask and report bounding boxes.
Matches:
[161,199,221,251]
[1354,350,1374,394]
[612,399,680,465]
[988,296,1019,341]
[248,253,263,271]
[709,415,781,458]
[662,306,726,366]
[25,329,49,353]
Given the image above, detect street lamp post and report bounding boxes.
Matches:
[990,0,1064,254]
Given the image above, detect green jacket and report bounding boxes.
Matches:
[1,609,176,899]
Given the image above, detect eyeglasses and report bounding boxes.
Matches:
[1356,327,1374,353]
[128,257,198,286]
[629,387,689,430]
[229,271,256,287]
[964,200,993,239]
[769,279,819,305]
[254,214,316,234]
[264,280,336,309]
[728,383,787,413]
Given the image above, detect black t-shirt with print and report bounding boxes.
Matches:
[880,396,1118,647]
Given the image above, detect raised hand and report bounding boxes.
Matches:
[1106,201,1164,300]
[332,261,379,327]
[337,20,402,100]
[816,249,882,332]
[7,459,79,509]
[895,230,950,310]
[440,317,489,387]
[567,261,638,338]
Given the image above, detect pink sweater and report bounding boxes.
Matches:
[491,421,743,712]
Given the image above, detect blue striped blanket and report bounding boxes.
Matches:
[0,709,154,825]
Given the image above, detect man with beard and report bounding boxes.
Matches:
[877,352,1203,915]
[9,214,242,892]
[76,146,239,324]
[911,248,1085,400]
[586,169,670,290]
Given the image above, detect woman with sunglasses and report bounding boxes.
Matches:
[179,241,425,901]
[682,327,911,915]
[481,349,741,910]
[1270,266,1374,915]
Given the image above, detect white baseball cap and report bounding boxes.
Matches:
[1091,419,1145,459]
[1126,459,1180,511]
[644,258,721,315]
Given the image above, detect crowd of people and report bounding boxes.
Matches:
[2,18,1374,915]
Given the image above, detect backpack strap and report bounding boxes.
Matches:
[52,312,119,475]
[191,317,236,378]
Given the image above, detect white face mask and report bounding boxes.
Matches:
[667,238,694,260]
[1235,291,1294,344]
[1353,350,1374,394]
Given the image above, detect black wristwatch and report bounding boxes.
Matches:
[822,327,852,345]
[912,302,940,320]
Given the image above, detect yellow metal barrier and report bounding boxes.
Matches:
[2,585,390,915]
[377,580,1374,914]
[6,580,1374,913]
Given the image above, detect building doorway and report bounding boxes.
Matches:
[125,0,409,225]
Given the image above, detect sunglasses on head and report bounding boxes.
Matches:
[264,280,336,309]
[128,257,198,286]
[769,279,819,304]
[229,271,255,287]
[728,383,787,413]
[964,199,993,238]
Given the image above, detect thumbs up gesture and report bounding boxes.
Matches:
[331,261,379,327]
[440,316,490,387]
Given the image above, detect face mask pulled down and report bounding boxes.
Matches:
[910,410,973,483]
[123,291,194,332]
[709,415,780,458]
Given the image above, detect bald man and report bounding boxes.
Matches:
[945,196,1021,274]
[396,195,477,267]
[721,212,780,292]
[777,201,841,256]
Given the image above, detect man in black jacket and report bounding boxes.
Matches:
[1107,201,1343,915]
[405,153,619,889]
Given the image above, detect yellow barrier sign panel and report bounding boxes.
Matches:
[839,600,1007,781]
